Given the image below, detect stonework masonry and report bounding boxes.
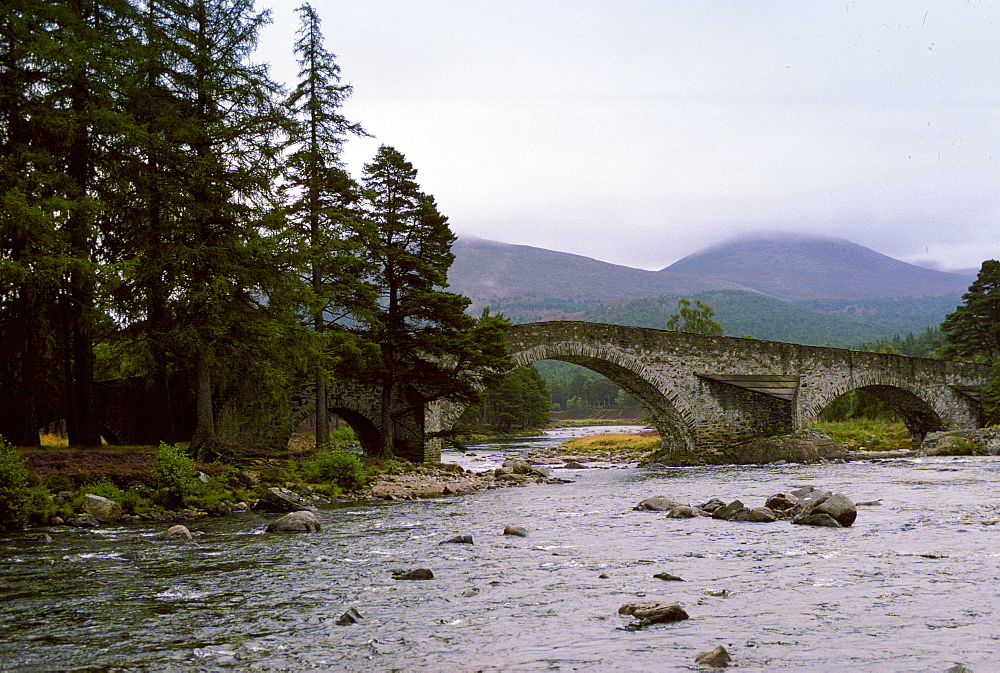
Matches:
[241,321,993,463]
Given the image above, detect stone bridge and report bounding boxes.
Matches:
[501,321,990,463]
[259,321,991,463]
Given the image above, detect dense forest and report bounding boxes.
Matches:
[0,1,509,455]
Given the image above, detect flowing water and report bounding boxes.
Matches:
[2,427,999,672]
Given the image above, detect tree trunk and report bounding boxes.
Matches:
[190,349,216,461]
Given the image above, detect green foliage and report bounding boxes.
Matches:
[812,420,911,452]
[581,290,957,347]
[818,389,900,422]
[666,298,725,336]
[82,477,125,503]
[150,442,197,508]
[0,438,32,528]
[349,145,513,457]
[533,361,638,412]
[983,362,1000,426]
[463,366,550,432]
[942,260,1000,362]
[304,449,367,493]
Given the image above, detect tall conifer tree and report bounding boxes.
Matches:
[283,3,370,448]
[356,146,510,458]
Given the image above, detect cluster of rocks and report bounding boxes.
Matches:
[634,485,857,528]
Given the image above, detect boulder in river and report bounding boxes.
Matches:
[254,487,317,513]
[265,510,321,533]
[67,513,100,528]
[503,525,528,537]
[764,492,801,514]
[155,524,193,540]
[653,572,684,581]
[618,601,689,630]
[336,607,363,625]
[746,506,778,523]
[695,644,731,668]
[698,498,727,514]
[793,492,856,528]
[711,500,745,520]
[439,535,474,545]
[392,568,434,580]
[634,496,688,511]
[82,494,123,523]
[666,505,703,518]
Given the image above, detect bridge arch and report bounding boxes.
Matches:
[801,371,949,445]
[510,341,697,454]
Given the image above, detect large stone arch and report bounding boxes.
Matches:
[801,371,948,447]
[510,341,698,454]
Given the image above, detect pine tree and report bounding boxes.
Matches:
[942,260,1000,424]
[942,260,1000,363]
[355,146,510,458]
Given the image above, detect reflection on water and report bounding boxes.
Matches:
[1,428,998,672]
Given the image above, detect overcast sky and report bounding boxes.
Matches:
[257,1,999,272]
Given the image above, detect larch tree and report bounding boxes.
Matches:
[355,146,511,458]
[115,0,291,460]
[283,2,371,448]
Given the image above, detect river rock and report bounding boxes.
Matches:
[618,601,689,630]
[265,510,321,533]
[634,496,688,511]
[698,498,727,514]
[336,607,363,625]
[695,645,731,668]
[155,524,193,540]
[439,535,474,544]
[392,568,434,580]
[793,492,856,527]
[653,572,684,581]
[503,525,528,537]
[792,512,842,527]
[503,458,552,477]
[563,460,588,469]
[67,513,100,528]
[666,505,703,518]
[82,494,123,523]
[746,506,778,523]
[254,487,317,513]
[711,500,745,520]
[764,492,801,513]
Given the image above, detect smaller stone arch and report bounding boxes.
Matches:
[510,341,698,454]
[802,372,947,447]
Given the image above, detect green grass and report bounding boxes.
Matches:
[810,419,911,451]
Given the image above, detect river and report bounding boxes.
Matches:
[1,426,998,672]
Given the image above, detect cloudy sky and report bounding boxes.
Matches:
[258,1,999,272]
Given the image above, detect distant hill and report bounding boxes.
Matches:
[580,290,952,347]
[449,237,757,311]
[661,235,974,301]
[447,234,970,345]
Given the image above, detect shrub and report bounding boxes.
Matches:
[0,437,32,529]
[305,449,367,493]
[82,477,125,503]
[150,442,197,508]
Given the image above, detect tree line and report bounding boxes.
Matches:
[0,1,509,458]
